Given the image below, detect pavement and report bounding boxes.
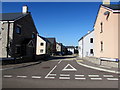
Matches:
[1,55,120,88]
[76,56,119,74]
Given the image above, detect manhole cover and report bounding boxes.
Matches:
[42,67,50,69]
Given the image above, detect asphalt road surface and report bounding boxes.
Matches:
[2,55,119,89]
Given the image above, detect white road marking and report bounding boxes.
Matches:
[45,77,55,79]
[76,61,120,74]
[107,78,118,81]
[17,76,27,78]
[103,75,113,77]
[90,78,102,80]
[75,78,86,80]
[59,77,70,80]
[60,74,70,76]
[58,60,62,64]
[62,64,77,71]
[75,75,84,77]
[88,75,99,77]
[45,65,57,79]
[3,75,12,78]
[32,76,41,79]
[49,74,56,76]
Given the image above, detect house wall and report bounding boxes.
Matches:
[36,35,46,55]
[83,31,94,57]
[13,14,37,57]
[118,14,120,60]
[0,22,14,58]
[56,43,62,52]
[94,6,119,59]
[67,48,74,54]
[78,39,83,57]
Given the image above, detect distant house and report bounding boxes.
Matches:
[66,46,75,54]
[56,42,63,53]
[46,38,56,55]
[78,30,94,58]
[0,5,37,59]
[36,35,51,55]
[94,2,120,61]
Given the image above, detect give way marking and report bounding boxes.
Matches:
[62,64,77,71]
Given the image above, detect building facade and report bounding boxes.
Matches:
[78,30,94,58]
[36,35,51,55]
[94,4,120,60]
[0,5,37,59]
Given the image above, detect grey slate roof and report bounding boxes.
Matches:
[66,46,75,49]
[102,4,120,10]
[39,36,51,43]
[46,38,56,44]
[78,30,94,41]
[0,13,29,21]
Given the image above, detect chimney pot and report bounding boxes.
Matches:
[22,5,28,14]
[103,0,110,5]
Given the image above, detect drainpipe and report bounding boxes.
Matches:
[7,21,10,58]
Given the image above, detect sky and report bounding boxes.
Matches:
[2,2,118,46]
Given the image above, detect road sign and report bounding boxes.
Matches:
[62,64,77,71]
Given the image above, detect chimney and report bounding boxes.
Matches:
[103,0,110,5]
[87,30,90,34]
[22,5,28,14]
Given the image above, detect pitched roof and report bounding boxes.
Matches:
[102,4,120,10]
[66,46,75,48]
[46,38,56,44]
[0,13,29,21]
[39,35,51,43]
[78,30,94,41]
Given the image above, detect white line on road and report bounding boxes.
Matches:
[60,74,70,76]
[107,78,118,81]
[49,74,56,76]
[59,77,70,80]
[88,75,99,77]
[45,65,57,79]
[32,76,41,79]
[58,60,62,64]
[75,75,84,77]
[103,75,113,77]
[3,75,12,78]
[90,78,102,80]
[75,78,86,80]
[17,76,27,78]
[45,77,55,79]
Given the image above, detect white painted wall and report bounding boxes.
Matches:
[36,35,46,55]
[67,48,75,54]
[78,39,83,58]
[78,31,94,58]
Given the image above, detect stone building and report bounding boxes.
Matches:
[0,5,38,59]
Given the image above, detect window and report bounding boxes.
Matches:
[16,26,21,34]
[40,43,44,46]
[90,38,93,43]
[40,49,43,53]
[100,22,103,33]
[101,41,103,52]
[32,33,35,38]
[15,46,21,54]
[90,49,93,54]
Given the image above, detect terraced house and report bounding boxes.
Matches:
[0,5,38,60]
[94,3,120,61]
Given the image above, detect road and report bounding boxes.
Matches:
[2,55,119,89]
